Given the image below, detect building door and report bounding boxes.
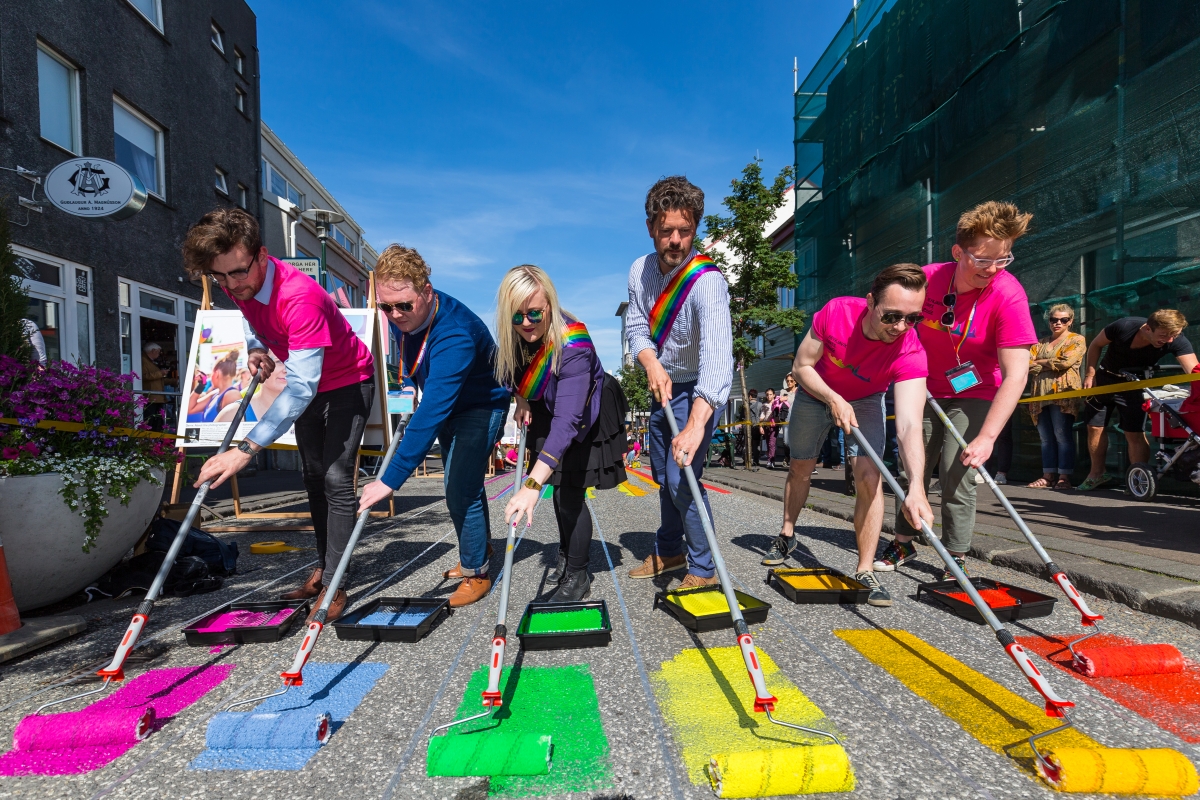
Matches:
[13,246,94,365]
[118,279,199,422]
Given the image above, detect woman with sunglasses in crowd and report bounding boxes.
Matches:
[496,265,629,603]
[1025,304,1085,490]
[875,201,1037,580]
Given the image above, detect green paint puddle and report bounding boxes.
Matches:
[518,608,603,635]
[431,664,613,796]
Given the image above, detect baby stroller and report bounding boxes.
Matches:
[1126,370,1200,501]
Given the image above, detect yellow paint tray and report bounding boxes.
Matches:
[767,568,870,605]
[653,584,770,632]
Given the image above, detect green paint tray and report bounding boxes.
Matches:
[653,585,770,632]
[516,601,612,650]
[767,567,870,604]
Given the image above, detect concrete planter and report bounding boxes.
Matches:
[0,470,165,611]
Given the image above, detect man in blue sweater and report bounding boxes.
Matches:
[358,245,510,607]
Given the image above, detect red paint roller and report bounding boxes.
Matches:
[1072,643,1185,678]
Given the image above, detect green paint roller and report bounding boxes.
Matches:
[426,731,552,777]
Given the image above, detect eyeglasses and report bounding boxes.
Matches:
[964,251,1015,270]
[880,311,924,326]
[210,252,257,285]
[941,293,957,327]
[1048,317,1072,325]
[378,301,415,314]
[511,309,545,325]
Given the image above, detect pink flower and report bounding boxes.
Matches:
[18,442,39,457]
[1,448,18,461]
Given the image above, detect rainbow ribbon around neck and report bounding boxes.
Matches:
[648,253,721,349]
[516,321,593,401]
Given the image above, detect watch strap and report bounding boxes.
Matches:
[237,440,255,455]
[523,476,542,492]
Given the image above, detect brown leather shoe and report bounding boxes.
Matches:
[308,587,347,624]
[443,543,495,580]
[628,553,686,579]
[280,568,324,600]
[449,576,491,607]
[678,573,719,589]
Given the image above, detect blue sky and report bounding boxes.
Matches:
[254,1,848,370]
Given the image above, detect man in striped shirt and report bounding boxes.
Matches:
[625,176,734,588]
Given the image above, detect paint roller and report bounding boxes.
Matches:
[657,411,852,797]
[205,710,332,750]
[925,394,1187,678]
[425,424,553,777]
[12,707,154,751]
[852,424,1199,795]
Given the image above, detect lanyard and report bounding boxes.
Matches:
[400,296,439,380]
[945,276,988,365]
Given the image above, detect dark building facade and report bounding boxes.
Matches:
[0,0,259,395]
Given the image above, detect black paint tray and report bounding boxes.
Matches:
[654,584,771,632]
[767,567,870,604]
[916,577,1057,624]
[182,600,310,646]
[516,600,612,650]
[332,597,450,643]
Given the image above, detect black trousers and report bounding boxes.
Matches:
[293,377,374,586]
[552,484,592,572]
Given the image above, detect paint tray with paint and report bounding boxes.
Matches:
[916,577,1056,624]
[767,567,870,605]
[182,600,310,646]
[654,585,770,632]
[332,597,451,643]
[516,601,612,650]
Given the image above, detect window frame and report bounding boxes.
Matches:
[124,0,163,31]
[112,97,166,201]
[237,183,248,209]
[36,43,82,155]
[261,158,305,210]
[14,245,95,365]
[214,167,228,196]
[210,22,225,53]
[234,48,245,75]
[234,85,246,114]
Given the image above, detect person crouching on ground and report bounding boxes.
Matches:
[357,245,510,608]
[185,208,376,623]
[496,266,629,602]
[624,175,734,589]
[762,263,934,607]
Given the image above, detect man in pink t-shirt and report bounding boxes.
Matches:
[763,263,934,608]
[875,201,1037,580]
[185,209,375,622]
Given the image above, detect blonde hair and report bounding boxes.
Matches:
[494,265,570,387]
[1148,308,1188,335]
[1045,303,1075,323]
[374,244,431,291]
[955,201,1032,247]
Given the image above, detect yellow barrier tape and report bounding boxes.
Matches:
[1018,371,1200,404]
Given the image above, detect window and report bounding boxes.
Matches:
[126,0,162,30]
[235,86,246,113]
[37,45,80,154]
[139,290,175,316]
[234,48,245,75]
[237,183,248,209]
[261,159,304,209]
[17,247,93,365]
[113,99,164,198]
[332,225,355,257]
[214,168,228,195]
[211,22,225,53]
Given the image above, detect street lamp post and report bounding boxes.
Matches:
[301,208,345,292]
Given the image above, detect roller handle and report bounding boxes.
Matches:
[1047,564,1103,625]
[281,620,323,686]
[482,626,507,707]
[96,610,148,682]
[997,629,1075,717]
[735,623,778,713]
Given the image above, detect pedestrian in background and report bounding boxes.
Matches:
[1026,304,1085,490]
[747,388,763,467]
[141,342,167,432]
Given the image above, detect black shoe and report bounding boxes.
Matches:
[549,569,591,602]
[761,534,798,566]
[547,551,567,585]
[854,570,893,607]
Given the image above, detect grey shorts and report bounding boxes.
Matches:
[786,389,886,461]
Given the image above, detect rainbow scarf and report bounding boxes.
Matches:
[648,253,721,348]
[516,321,594,401]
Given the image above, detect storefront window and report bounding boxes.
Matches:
[27,298,61,362]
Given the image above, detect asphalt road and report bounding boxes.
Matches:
[1,475,1198,799]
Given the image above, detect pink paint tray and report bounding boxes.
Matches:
[182,600,310,646]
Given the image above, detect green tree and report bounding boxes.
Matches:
[704,159,805,468]
[616,361,651,413]
[0,205,32,362]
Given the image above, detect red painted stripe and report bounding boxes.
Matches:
[1018,633,1200,743]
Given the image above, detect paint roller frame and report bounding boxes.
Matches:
[661,410,845,751]
[34,375,263,717]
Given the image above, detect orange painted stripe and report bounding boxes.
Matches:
[628,467,729,494]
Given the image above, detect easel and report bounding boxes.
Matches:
[169,272,395,531]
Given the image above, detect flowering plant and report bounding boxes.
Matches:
[0,355,179,552]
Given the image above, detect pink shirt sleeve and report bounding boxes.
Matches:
[892,333,929,382]
[992,279,1038,349]
[282,302,335,351]
[809,304,829,343]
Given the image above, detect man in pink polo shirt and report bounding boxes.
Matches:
[185,209,375,622]
[762,263,934,607]
[874,201,1037,580]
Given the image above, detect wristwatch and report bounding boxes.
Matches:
[236,440,256,456]
[523,476,542,492]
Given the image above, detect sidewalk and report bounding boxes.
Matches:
[703,464,1200,629]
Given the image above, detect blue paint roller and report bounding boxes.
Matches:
[205,710,331,750]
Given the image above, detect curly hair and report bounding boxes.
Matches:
[182,208,263,277]
[645,176,704,228]
[955,201,1033,247]
[374,244,431,291]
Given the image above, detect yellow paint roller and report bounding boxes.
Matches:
[250,541,305,554]
[1036,747,1199,795]
[708,746,855,797]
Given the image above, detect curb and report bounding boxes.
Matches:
[703,471,1200,630]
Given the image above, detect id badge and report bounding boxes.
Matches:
[945,361,982,394]
[387,386,416,414]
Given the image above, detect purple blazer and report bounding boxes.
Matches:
[528,344,605,472]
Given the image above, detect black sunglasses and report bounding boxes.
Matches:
[1048,316,1072,324]
[941,292,957,327]
[512,309,545,325]
[210,252,257,285]
[378,301,415,314]
[880,311,924,326]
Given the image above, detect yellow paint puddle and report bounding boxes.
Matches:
[666,590,767,617]
[617,481,646,497]
[778,573,860,591]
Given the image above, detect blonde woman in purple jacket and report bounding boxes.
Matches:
[498,265,629,602]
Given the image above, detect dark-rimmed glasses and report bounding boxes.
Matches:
[210,252,257,285]
[512,309,545,325]
[880,311,924,325]
[378,301,415,314]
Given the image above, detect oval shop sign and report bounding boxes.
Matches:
[43,158,147,220]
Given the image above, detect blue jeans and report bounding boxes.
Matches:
[439,407,507,576]
[648,382,718,578]
[1036,405,1076,475]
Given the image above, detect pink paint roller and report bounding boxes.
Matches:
[13,707,154,751]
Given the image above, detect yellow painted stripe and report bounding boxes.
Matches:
[651,646,850,789]
[617,481,646,497]
[628,469,661,490]
[835,629,1098,772]
[585,486,596,499]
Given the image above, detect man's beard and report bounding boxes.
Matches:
[660,248,688,268]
